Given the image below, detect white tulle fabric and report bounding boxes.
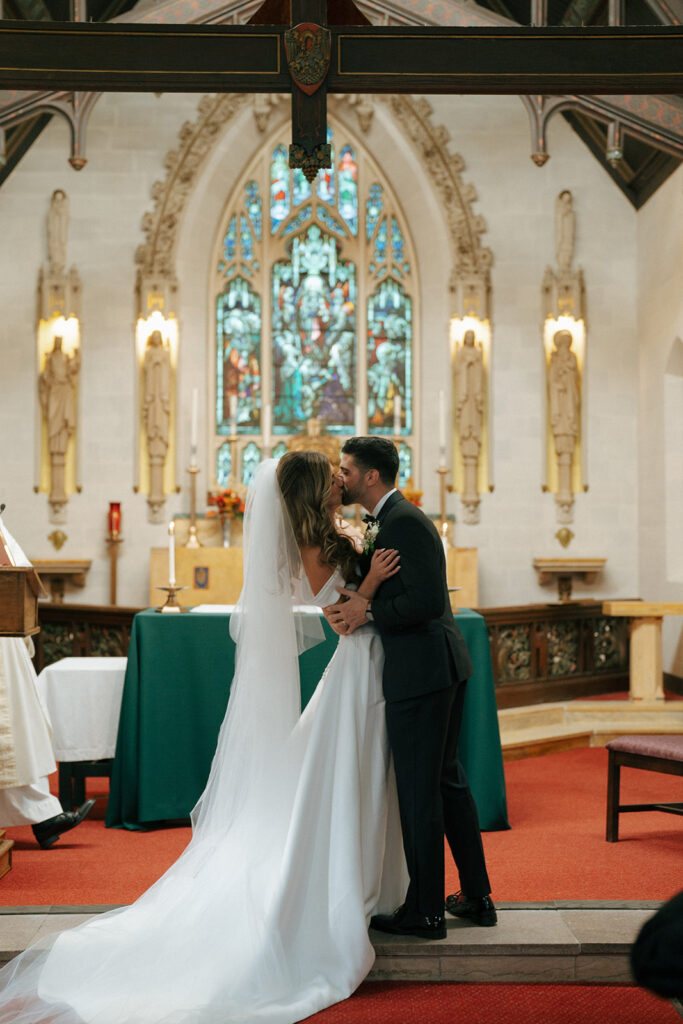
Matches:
[0,460,407,1024]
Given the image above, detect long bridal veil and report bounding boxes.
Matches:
[0,460,335,1024]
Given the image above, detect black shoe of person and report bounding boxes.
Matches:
[445,890,497,927]
[32,799,97,850]
[370,904,447,940]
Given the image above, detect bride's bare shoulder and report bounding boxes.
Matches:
[299,546,335,595]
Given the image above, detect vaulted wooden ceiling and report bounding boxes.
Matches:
[0,0,681,207]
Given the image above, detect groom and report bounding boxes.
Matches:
[324,436,495,939]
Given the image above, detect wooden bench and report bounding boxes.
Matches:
[606,734,683,842]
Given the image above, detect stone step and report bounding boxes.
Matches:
[499,724,593,761]
[0,902,657,985]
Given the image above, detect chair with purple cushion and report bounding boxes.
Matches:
[606,734,683,842]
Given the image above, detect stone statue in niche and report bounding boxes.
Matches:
[47,189,69,276]
[454,329,484,523]
[142,329,172,519]
[555,190,575,275]
[548,329,580,521]
[39,336,80,518]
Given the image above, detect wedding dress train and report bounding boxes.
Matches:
[0,462,407,1024]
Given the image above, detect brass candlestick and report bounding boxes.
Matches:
[155,583,188,613]
[186,465,201,548]
[436,464,453,544]
[106,534,123,606]
[228,431,238,487]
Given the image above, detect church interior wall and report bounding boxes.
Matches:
[0,90,658,637]
[636,164,683,675]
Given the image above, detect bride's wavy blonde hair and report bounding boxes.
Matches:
[276,450,358,580]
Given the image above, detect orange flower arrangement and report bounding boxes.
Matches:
[207,488,245,517]
[400,477,423,508]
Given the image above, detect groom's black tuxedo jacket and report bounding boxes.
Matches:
[366,491,473,703]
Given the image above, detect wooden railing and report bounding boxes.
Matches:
[34,599,632,708]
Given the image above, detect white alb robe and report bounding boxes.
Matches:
[0,516,60,824]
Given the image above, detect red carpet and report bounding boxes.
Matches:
[309,983,679,1024]
[306,982,680,1023]
[1,748,681,906]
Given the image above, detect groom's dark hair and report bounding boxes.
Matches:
[341,436,399,487]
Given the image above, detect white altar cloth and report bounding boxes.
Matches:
[36,658,126,762]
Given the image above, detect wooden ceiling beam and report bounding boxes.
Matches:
[0,20,681,95]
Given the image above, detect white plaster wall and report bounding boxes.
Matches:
[0,90,643,618]
[636,164,683,675]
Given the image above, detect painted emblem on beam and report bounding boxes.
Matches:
[285,22,331,95]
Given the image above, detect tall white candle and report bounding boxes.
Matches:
[168,521,176,586]
[263,402,272,443]
[354,402,363,435]
[438,390,446,466]
[190,388,198,467]
[393,394,402,436]
[228,393,238,424]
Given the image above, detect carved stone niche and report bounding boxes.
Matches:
[135,273,179,524]
[451,270,491,525]
[542,190,587,526]
[37,190,83,525]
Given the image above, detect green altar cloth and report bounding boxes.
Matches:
[106,608,509,832]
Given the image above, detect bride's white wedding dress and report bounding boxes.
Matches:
[0,462,407,1024]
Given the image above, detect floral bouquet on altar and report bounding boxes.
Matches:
[207,489,246,547]
[400,477,423,508]
[207,488,245,518]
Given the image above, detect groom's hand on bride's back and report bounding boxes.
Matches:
[323,589,369,634]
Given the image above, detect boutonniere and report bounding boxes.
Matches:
[362,515,380,555]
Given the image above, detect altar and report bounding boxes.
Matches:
[149,543,479,609]
[106,607,508,832]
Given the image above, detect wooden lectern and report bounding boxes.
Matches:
[0,566,47,637]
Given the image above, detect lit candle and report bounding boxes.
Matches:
[190,388,198,465]
[108,502,121,537]
[393,394,402,436]
[354,402,362,436]
[438,390,446,466]
[168,521,176,586]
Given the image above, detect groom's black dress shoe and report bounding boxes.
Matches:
[445,891,498,927]
[370,905,447,940]
[32,799,96,850]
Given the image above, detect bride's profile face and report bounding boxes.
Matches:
[327,467,344,511]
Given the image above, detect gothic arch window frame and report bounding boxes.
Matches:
[208,112,421,488]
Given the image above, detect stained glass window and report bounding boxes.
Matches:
[214,122,416,490]
[245,181,262,241]
[216,277,261,435]
[272,441,288,460]
[367,279,412,435]
[366,184,383,241]
[272,224,356,435]
[338,146,358,236]
[398,443,412,487]
[270,145,290,233]
[241,442,262,485]
[216,442,233,486]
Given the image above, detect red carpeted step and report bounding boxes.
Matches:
[307,982,680,1023]
[2,748,681,906]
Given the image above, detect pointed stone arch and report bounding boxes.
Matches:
[135,92,493,295]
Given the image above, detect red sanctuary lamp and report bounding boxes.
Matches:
[106,503,123,605]
[108,502,122,538]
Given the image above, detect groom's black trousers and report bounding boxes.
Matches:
[385,679,491,918]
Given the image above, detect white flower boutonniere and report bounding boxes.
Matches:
[363,520,380,555]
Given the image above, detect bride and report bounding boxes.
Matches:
[0,452,408,1024]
